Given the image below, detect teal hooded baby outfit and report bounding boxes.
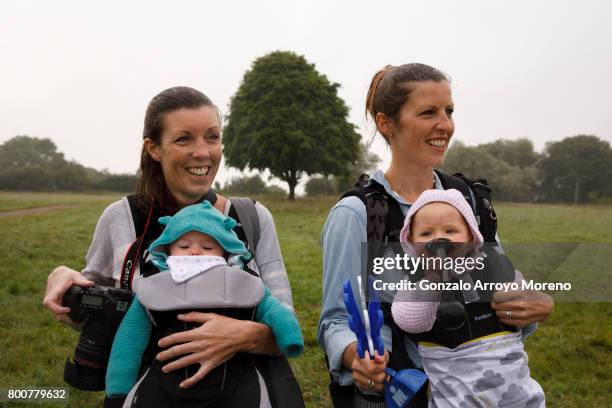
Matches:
[148,201,252,270]
[105,202,304,402]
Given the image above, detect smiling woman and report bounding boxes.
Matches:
[136,90,223,214]
[318,64,554,408]
[42,86,304,407]
[144,106,222,208]
[368,65,454,202]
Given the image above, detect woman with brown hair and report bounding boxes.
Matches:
[43,86,303,407]
[318,64,553,407]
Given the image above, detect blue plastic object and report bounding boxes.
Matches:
[343,279,384,358]
[366,278,384,357]
[344,278,426,407]
[343,279,369,358]
[385,367,428,408]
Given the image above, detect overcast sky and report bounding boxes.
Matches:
[1,0,610,188]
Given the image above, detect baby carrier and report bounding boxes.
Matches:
[111,191,304,408]
[408,244,518,349]
[328,170,500,408]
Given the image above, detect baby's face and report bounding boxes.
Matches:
[410,202,472,244]
[168,231,223,257]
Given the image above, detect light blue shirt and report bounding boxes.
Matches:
[317,169,537,385]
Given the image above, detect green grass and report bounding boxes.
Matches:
[0,191,120,212]
[0,194,610,407]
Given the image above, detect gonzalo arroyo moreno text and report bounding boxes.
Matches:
[371,253,572,292]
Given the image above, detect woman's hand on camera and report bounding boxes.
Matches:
[42,266,95,324]
[491,289,554,328]
[156,312,278,389]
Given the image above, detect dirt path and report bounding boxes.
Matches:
[0,204,84,219]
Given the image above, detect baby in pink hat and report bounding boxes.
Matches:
[391,189,545,407]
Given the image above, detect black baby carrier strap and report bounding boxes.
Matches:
[229,197,261,253]
[433,171,498,243]
[410,247,518,349]
[121,193,304,408]
[328,170,499,407]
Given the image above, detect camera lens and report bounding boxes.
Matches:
[63,286,132,391]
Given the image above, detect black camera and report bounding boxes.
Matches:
[62,285,132,391]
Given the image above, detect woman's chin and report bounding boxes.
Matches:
[186,175,213,191]
[176,187,213,206]
[426,154,446,169]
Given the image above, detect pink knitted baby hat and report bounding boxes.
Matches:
[399,189,484,244]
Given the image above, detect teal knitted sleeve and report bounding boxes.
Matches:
[105,297,152,397]
[255,287,304,357]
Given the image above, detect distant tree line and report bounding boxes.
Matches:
[3,134,611,203]
[441,135,612,204]
[304,135,612,204]
[0,136,137,192]
[6,49,610,205]
[214,175,287,197]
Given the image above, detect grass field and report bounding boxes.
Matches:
[0,192,121,213]
[0,193,610,407]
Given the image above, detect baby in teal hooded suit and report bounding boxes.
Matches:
[105,201,303,405]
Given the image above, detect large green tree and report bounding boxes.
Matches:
[223,51,360,200]
[538,135,612,203]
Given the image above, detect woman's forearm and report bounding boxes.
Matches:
[242,320,281,356]
[341,342,358,370]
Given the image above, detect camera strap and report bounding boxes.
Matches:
[120,195,154,290]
